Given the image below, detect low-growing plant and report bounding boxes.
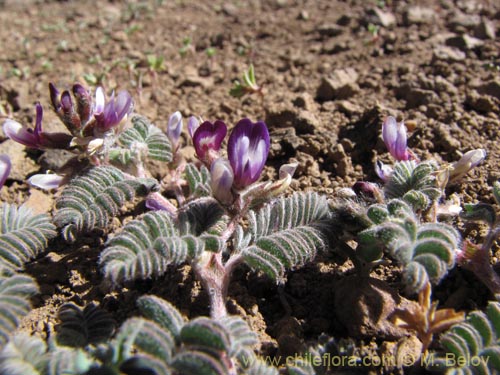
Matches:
[329,116,486,294]
[0,79,497,375]
[425,301,500,374]
[229,64,263,99]
[0,296,279,375]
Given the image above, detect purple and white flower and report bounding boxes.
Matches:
[0,154,11,188]
[167,111,183,150]
[449,149,487,182]
[3,103,44,149]
[227,118,269,189]
[28,173,64,190]
[382,116,410,161]
[210,158,234,205]
[187,116,200,138]
[375,160,393,182]
[192,120,227,163]
[93,87,133,132]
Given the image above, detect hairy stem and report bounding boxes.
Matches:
[465,226,500,297]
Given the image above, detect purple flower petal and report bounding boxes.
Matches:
[34,103,43,136]
[94,87,105,114]
[210,158,234,204]
[382,116,409,161]
[192,120,227,161]
[72,83,92,124]
[3,119,40,148]
[49,82,61,110]
[228,118,270,189]
[0,154,11,188]
[28,173,64,190]
[375,160,392,182]
[167,111,183,149]
[93,88,133,131]
[187,116,200,138]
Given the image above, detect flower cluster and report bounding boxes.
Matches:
[3,83,133,152]
[190,117,270,205]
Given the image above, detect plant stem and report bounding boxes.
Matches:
[465,226,500,297]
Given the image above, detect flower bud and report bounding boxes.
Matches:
[167,111,183,150]
[382,116,409,161]
[187,116,200,138]
[449,149,486,182]
[72,83,92,124]
[210,158,234,205]
[227,118,270,189]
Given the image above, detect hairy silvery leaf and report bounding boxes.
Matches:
[219,316,258,360]
[184,163,212,198]
[427,301,500,374]
[461,203,496,226]
[360,199,459,293]
[170,350,228,375]
[56,303,116,347]
[100,205,224,284]
[47,346,94,375]
[180,318,230,352]
[54,166,158,242]
[0,204,57,271]
[177,198,225,236]
[113,317,174,369]
[119,355,165,375]
[117,115,172,162]
[385,160,441,209]
[240,192,330,282]
[0,273,38,349]
[136,295,185,343]
[0,333,47,375]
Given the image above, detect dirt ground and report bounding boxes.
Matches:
[0,0,499,373]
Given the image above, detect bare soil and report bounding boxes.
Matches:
[0,0,499,373]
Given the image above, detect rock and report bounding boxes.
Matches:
[295,151,321,178]
[316,23,343,37]
[447,11,480,32]
[475,79,500,100]
[294,110,320,134]
[396,84,439,109]
[474,19,496,40]
[446,33,483,50]
[292,93,316,111]
[403,6,436,25]
[365,7,396,28]
[316,68,359,101]
[337,100,363,116]
[432,45,466,62]
[269,127,305,159]
[334,276,410,339]
[321,39,351,54]
[465,91,499,113]
[265,104,319,134]
[435,123,461,151]
[178,66,214,88]
[328,143,353,178]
